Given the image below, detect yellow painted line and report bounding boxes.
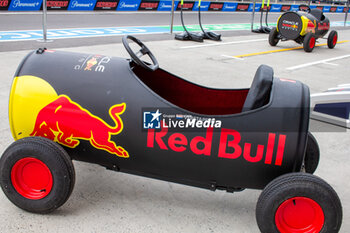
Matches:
[234,40,349,58]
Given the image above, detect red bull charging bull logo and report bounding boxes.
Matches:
[30,95,129,158]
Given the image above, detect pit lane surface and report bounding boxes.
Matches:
[0,11,348,51]
[0,11,350,233]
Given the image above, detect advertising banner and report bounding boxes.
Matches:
[68,0,96,10]
[316,6,323,11]
[45,0,70,10]
[157,0,178,11]
[117,0,140,10]
[8,0,42,11]
[177,1,194,10]
[290,4,299,11]
[139,0,158,10]
[281,5,291,12]
[236,3,249,11]
[248,3,261,12]
[0,0,10,10]
[336,6,344,13]
[208,2,223,11]
[94,0,118,10]
[192,1,209,11]
[323,5,330,12]
[330,6,337,12]
[222,2,237,11]
[269,4,282,12]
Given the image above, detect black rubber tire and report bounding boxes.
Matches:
[303,33,316,52]
[256,173,342,233]
[304,132,320,174]
[0,137,75,214]
[269,27,279,46]
[327,30,338,49]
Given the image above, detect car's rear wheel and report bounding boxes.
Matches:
[0,137,75,213]
[269,27,280,46]
[327,30,338,49]
[304,132,320,174]
[256,173,342,233]
[303,33,316,52]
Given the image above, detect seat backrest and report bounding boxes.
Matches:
[310,8,325,21]
[242,65,273,111]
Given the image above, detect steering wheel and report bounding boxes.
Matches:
[122,35,159,71]
[299,4,311,13]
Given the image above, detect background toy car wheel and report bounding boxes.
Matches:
[303,33,316,52]
[0,137,75,213]
[268,27,280,46]
[327,30,338,49]
[304,132,320,174]
[256,173,342,233]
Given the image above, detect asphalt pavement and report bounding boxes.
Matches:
[0,11,350,233]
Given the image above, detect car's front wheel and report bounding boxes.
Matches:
[0,137,75,213]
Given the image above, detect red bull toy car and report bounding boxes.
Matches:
[269,5,338,52]
[0,36,342,233]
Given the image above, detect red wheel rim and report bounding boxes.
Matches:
[332,34,337,46]
[275,197,324,233]
[11,157,53,200]
[309,37,315,49]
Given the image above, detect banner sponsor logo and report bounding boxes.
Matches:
[290,5,299,11]
[281,5,291,12]
[139,0,158,10]
[222,2,237,11]
[176,1,194,11]
[94,0,118,10]
[117,0,140,10]
[0,0,9,10]
[9,0,42,10]
[336,6,344,12]
[323,6,330,12]
[269,4,282,12]
[208,2,223,11]
[248,3,261,12]
[236,3,249,11]
[316,6,323,11]
[46,0,69,10]
[330,6,337,12]
[192,1,209,11]
[68,0,96,10]
[157,0,178,11]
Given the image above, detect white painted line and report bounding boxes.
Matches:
[180,38,266,49]
[221,54,244,60]
[322,61,339,66]
[286,54,350,71]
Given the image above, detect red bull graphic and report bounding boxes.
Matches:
[84,56,98,71]
[147,125,286,166]
[30,95,129,158]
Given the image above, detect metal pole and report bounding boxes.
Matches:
[345,0,349,27]
[308,0,311,6]
[38,0,52,42]
[251,0,257,31]
[42,0,47,41]
[170,0,175,34]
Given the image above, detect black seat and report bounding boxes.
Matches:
[242,65,273,111]
[310,8,325,21]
